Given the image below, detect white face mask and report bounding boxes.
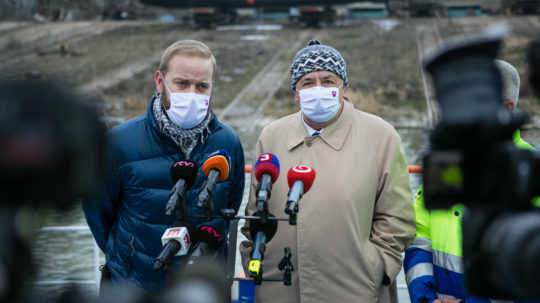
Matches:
[162,79,210,129]
[298,86,341,123]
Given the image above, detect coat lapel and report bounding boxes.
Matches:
[319,101,353,151]
[287,111,308,151]
[287,101,354,152]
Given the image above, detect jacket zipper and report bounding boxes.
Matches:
[129,236,136,257]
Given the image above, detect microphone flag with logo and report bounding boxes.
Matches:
[287,165,316,192]
[197,150,231,210]
[201,150,230,181]
[154,224,193,271]
[197,225,224,250]
[254,153,280,183]
[171,160,198,188]
[254,153,280,214]
[166,160,198,216]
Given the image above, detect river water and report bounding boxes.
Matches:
[31,127,540,301]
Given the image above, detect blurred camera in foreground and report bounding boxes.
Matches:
[422,24,540,299]
[0,78,108,302]
[0,79,108,207]
[0,79,230,303]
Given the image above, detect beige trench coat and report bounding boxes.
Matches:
[240,101,415,303]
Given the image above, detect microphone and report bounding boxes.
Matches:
[154,226,192,271]
[165,160,198,216]
[183,225,223,269]
[248,211,278,284]
[154,224,223,271]
[285,165,316,225]
[197,150,231,211]
[197,225,224,250]
[254,153,280,216]
[247,153,279,282]
[155,161,198,272]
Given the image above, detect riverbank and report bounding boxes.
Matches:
[2,17,539,129]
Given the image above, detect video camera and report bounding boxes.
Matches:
[0,79,233,303]
[422,24,540,299]
[0,78,108,302]
[0,79,108,207]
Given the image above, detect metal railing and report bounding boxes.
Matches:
[244,164,423,173]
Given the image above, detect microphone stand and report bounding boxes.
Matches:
[183,204,294,286]
[285,181,304,225]
[256,174,272,224]
[197,169,219,219]
[278,247,293,286]
[166,179,187,216]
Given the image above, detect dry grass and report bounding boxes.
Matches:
[346,89,399,117]
[7,18,540,125]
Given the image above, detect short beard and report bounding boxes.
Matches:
[160,83,170,109]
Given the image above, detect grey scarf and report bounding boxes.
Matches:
[152,94,212,159]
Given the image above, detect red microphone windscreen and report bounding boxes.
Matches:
[287,165,316,193]
[254,153,280,183]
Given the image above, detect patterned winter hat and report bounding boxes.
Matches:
[290,40,349,90]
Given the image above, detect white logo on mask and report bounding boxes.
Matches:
[298,86,340,123]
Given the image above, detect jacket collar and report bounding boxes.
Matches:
[287,101,353,151]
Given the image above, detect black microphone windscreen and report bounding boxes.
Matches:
[249,211,278,242]
[170,161,198,189]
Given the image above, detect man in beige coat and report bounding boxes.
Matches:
[240,40,415,303]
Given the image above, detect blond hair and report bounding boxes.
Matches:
[159,40,216,78]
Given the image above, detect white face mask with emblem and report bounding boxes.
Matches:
[298,86,341,123]
[162,79,210,129]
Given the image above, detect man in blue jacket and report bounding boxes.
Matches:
[83,40,245,293]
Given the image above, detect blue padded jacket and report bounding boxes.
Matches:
[82,96,245,293]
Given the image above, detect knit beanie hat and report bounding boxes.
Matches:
[290,40,349,90]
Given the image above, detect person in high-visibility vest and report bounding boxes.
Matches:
[404,60,536,303]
